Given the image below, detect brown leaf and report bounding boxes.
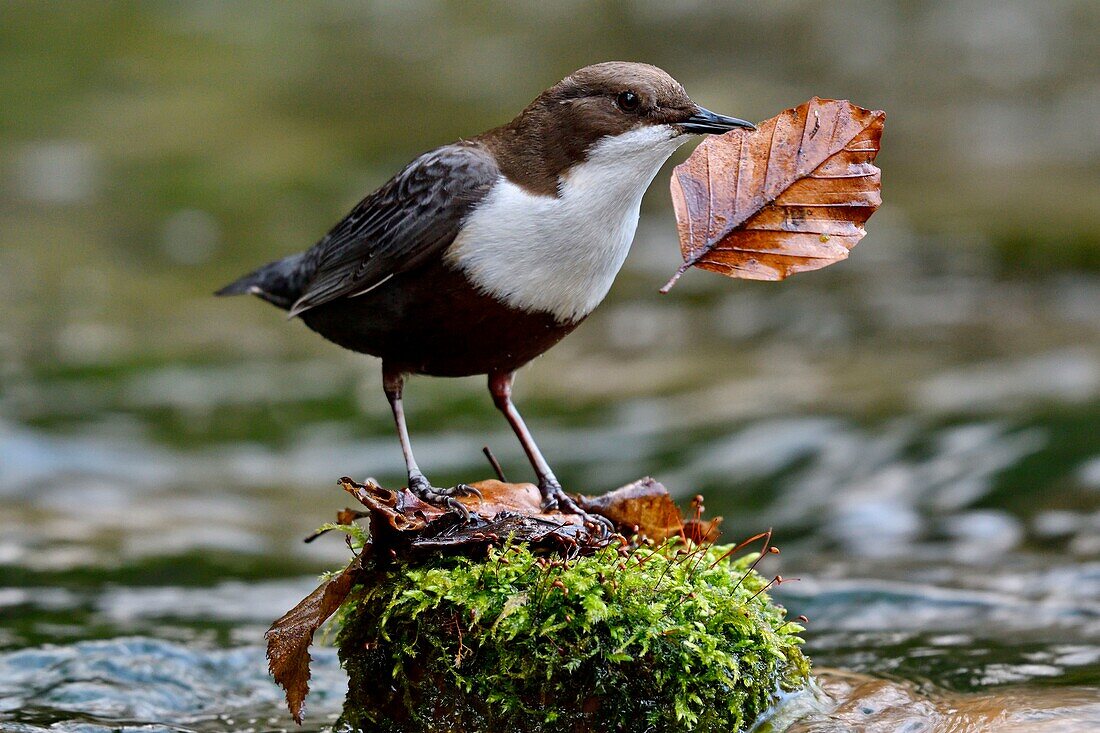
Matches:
[576,477,720,544]
[662,97,885,292]
[339,477,698,551]
[265,553,365,724]
[340,477,602,554]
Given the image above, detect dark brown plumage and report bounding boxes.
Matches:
[300,259,578,377]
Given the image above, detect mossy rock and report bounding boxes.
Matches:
[334,540,809,732]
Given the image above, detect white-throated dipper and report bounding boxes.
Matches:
[217,62,753,528]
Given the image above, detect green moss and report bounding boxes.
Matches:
[334,540,809,732]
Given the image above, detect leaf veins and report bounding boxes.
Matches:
[662,97,885,292]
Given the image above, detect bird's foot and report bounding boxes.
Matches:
[408,473,481,521]
[540,479,615,538]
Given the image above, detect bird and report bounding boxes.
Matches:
[216,61,753,529]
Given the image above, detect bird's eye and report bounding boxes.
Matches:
[616,91,641,112]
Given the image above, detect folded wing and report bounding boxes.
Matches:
[288,143,499,318]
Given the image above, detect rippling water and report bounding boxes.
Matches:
[3,243,1098,728]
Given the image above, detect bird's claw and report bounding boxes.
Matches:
[452,483,483,500]
[540,480,616,538]
[408,475,479,521]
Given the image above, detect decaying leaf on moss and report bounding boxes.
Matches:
[576,477,720,544]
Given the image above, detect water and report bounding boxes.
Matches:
[2,2,1099,730]
[3,233,1098,729]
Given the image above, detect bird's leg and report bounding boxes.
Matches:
[488,371,614,535]
[382,367,479,520]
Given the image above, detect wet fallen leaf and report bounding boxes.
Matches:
[333,476,706,554]
[576,477,721,544]
[339,477,600,554]
[265,553,364,724]
[662,97,884,291]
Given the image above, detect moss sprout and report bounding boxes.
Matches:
[334,537,809,732]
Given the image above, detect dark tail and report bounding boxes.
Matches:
[215,252,310,311]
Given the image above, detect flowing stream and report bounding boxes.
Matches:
[3,229,1098,730]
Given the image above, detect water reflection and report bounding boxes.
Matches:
[770,670,1100,733]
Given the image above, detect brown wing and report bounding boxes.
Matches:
[288,142,499,317]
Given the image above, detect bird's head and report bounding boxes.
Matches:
[540,62,754,140]
[500,62,754,195]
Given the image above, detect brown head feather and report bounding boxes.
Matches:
[478,62,698,196]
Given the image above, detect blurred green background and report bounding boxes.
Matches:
[1,2,1099,730]
[3,0,1098,370]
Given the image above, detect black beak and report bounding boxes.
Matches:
[680,106,756,134]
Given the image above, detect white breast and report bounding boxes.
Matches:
[445,125,688,323]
